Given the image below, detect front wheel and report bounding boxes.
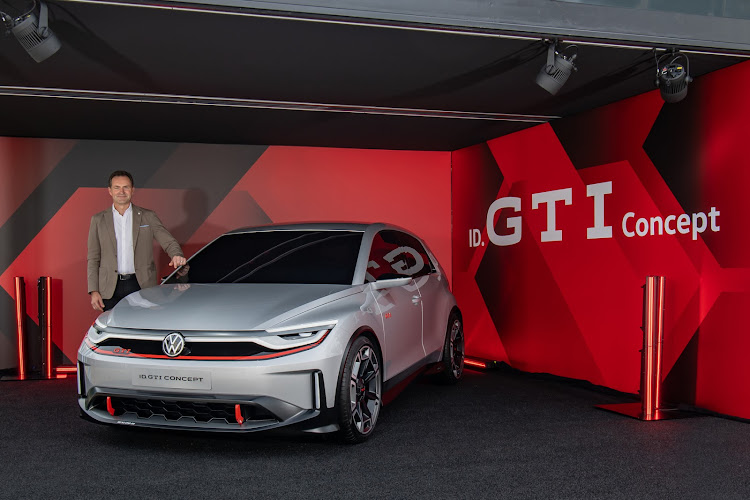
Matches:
[439,313,464,384]
[337,336,382,443]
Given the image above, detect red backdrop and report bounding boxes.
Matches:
[452,60,750,419]
[2,60,750,421]
[0,146,450,371]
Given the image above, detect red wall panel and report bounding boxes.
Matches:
[0,145,451,369]
[233,147,452,278]
[452,60,750,418]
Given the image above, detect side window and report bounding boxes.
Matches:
[366,230,434,282]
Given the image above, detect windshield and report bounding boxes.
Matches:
[164,230,364,285]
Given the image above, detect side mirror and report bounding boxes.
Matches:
[371,276,412,290]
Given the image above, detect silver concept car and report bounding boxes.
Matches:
[77,223,464,442]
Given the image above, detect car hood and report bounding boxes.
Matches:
[104,283,360,331]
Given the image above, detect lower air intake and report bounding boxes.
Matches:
[98,396,277,424]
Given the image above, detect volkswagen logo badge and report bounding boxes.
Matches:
[162,332,185,357]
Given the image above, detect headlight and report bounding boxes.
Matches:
[85,317,108,343]
[257,321,337,350]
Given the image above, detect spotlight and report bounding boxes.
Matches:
[655,51,692,103]
[1,1,61,62]
[536,40,578,95]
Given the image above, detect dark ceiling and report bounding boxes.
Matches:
[0,0,745,150]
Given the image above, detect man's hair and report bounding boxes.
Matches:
[108,170,134,188]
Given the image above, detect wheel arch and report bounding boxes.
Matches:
[334,326,383,407]
[440,306,462,361]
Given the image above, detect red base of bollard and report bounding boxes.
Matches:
[595,402,695,421]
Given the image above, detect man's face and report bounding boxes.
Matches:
[108,176,133,208]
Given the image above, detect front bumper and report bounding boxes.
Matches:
[77,343,342,433]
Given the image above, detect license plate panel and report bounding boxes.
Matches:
[132,368,212,390]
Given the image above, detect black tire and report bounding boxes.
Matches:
[337,335,382,443]
[439,312,464,384]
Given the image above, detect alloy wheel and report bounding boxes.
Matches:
[348,344,381,435]
[449,318,465,379]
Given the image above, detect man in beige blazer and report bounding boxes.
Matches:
[87,170,187,311]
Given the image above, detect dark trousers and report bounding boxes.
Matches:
[103,276,141,311]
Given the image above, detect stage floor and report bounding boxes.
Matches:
[1,368,748,499]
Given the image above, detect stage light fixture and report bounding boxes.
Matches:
[536,40,578,95]
[655,51,692,103]
[1,0,61,62]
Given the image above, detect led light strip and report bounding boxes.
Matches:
[266,321,337,334]
[84,330,330,360]
[90,329,329,348]
[0,86,557,122]
[45,277,52,379]
[655,276,665,411]
[14,277,26,381]
[464,358,487,369]
[641,275,665,420]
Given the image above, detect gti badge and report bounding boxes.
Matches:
[162,332,185,357]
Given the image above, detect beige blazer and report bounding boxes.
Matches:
[87,204,183,299]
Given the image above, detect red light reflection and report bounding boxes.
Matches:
[14,277,25,381]
[464,359,487,369]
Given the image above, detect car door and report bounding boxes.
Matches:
[366,230,425,381]
[390,233,446,360]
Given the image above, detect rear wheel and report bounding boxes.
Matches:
[337,336,382,443]
[439,313,464,384]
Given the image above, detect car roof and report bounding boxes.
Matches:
[226,222,395,235]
